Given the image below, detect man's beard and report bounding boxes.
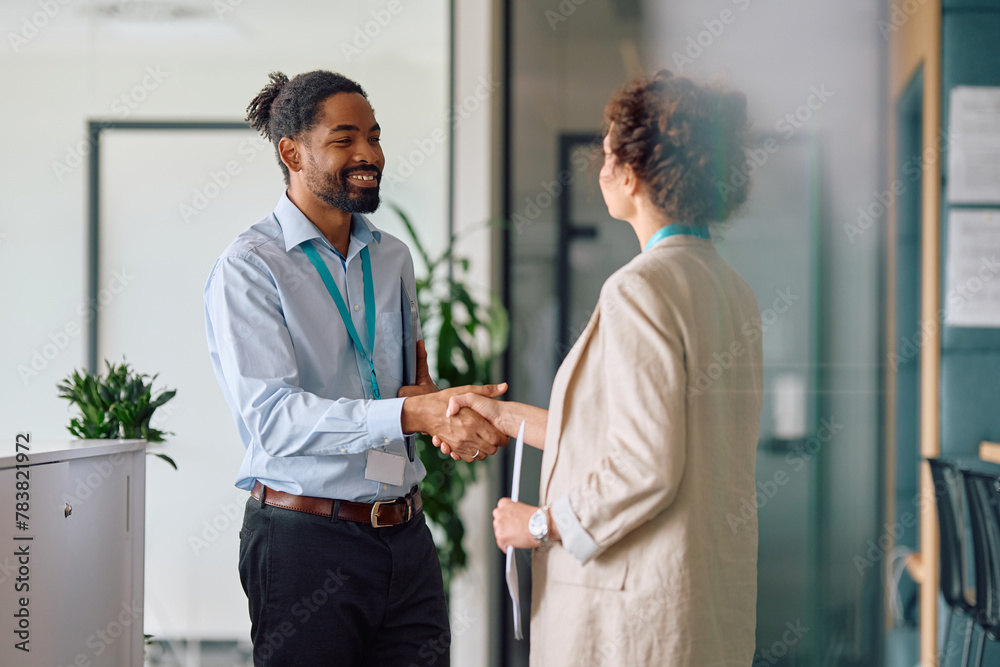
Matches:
[306,162,382,214]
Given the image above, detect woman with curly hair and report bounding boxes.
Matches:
[442,70,764,665]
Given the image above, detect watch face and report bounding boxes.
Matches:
[529,509,547,538]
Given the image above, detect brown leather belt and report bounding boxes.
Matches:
[251,480,422,528]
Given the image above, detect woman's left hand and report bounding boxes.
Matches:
[492,498,540,551]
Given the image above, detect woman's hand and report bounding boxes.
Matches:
[446,393,517,436]
[432,392,548,459]
[402,383,508,463]
[492,498,541,551]
[434,393,517,459]
[434,395,505,460]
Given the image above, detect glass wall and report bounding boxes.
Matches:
[502,0,887,663]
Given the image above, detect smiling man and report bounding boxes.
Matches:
[203,70,507,666]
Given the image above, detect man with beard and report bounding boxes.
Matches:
[203,70,507,666]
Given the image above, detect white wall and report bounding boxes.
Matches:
[501,0,885,659]
[1,1,450,426]
[0,0,453,646]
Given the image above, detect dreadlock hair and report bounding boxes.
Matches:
[246,70,369,186]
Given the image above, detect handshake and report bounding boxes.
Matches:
[399,381,511,463]
[397,342,516,463]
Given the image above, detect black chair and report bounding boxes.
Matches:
[960,470,1000,667]
[929,458,978,666]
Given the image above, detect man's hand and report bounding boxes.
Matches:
[434,393,548,457]
[446,394,518,438]
[433,394,511,459]
[401,383,509,462]
[397,340,438,398]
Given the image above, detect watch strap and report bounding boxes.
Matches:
[531,505,551,544]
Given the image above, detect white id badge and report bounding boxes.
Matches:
[365,450,406,486]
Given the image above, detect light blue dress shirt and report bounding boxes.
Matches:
[204,192,425,502]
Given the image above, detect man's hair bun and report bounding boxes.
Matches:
[244,70,367,186]
[245,71,289,141]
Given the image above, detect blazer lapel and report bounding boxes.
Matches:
[540,306,601,502]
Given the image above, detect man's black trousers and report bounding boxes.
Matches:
[239,494,451,666]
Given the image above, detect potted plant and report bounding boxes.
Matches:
[57,358,177,650]
[390,204,509,594]
[57,358,178,470]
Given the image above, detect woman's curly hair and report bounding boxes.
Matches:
[603,70,751,225]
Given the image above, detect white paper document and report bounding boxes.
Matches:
[947,87,1000,204]
[505,420,526,640]
[945,209,1000,327]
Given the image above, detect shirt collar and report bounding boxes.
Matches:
[274,190,382,255]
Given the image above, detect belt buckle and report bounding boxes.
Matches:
[371,500,389,528]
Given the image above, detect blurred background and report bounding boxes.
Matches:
[2,0,999,665]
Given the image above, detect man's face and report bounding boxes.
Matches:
[302,92,385,214]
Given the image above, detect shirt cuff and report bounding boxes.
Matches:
[550,494,601,565]
[367,396,406,447]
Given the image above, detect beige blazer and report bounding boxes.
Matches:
[530,235,764,666]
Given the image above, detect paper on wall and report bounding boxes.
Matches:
[947,87,1000,204]
[945,209,1000,327]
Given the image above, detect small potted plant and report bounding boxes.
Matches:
[57,358,178,469]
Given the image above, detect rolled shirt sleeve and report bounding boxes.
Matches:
[550,493,601,565]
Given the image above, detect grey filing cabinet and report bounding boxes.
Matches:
[0,438,145,666]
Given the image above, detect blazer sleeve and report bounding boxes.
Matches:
[554,269,687,563]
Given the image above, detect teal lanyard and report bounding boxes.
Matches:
[301,240,381,400]
[643,223,711,252]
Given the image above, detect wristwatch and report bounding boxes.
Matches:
[528,505,551,545]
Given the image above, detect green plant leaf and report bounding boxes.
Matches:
[150,452,178,470]
[57,358,176,461]
[150,389,177,409]
[389,204,512,596]
[387,202,433,271]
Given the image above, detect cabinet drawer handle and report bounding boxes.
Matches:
[64,503,72,518]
